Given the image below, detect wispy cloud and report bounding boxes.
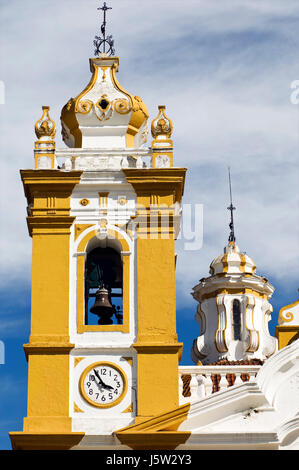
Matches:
[0,0,298,309]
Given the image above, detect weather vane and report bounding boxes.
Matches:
[94,2,115,56]
[227,166,236,243]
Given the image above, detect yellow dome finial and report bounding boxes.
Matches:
[151,105,173,139]
[35,106,56,140]
[34,106,56,169]
[151,105,174,168]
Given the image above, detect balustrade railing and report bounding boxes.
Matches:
[53,148,153,171]
[179,365,261,404]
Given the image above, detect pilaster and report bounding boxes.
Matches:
[123,168,186,420]
[17,170,82,436]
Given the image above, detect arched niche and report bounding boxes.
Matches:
[76,228,131,333]
[85,239,123,326]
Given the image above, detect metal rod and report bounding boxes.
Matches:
[227,166,236,243]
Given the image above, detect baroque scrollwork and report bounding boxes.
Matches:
[76,100,93,115]
[279,310,294,324]
[114,98,131,115]
[75,96,132,122]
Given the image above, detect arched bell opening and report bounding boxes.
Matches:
[84,238,123,326]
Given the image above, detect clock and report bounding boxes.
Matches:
[79,361,128,408]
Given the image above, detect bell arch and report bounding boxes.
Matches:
[85,241,123,326]
[76,226,131,333]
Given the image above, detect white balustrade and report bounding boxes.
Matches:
[53,148,153,171]
[179,365,261,404]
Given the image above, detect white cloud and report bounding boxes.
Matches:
[0,0,298,307]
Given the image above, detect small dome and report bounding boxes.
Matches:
[60,56,149,149]
[209,242,256,275]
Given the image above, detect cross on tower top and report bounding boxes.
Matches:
[94,2,115,56]
[98,2,112,13]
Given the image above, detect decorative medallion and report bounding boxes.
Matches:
[80,198,90,207]
[118,196,128,206]
[99,218,108,229]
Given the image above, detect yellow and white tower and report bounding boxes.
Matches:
[9,44,186,449]
[191,172,277,365]
[9,6,299,451]
[191,240,278,365]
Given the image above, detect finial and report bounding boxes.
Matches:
[151,105,173,139]
[35,106,56,140]
[227,166,236,244]
[94,2,115,56]
[34,106,56,169]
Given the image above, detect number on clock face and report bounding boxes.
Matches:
[81,363,126,407]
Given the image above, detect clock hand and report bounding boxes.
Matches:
[93,369,106,388]
[93,369,106,386]
[93,369,113,390]
[104,383,114,391]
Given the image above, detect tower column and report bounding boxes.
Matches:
[124,168,186,421]
[20,170,82,435]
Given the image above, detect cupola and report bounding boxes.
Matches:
[191,170,277,365]
[209,241,256,276]
[60,56,149,149]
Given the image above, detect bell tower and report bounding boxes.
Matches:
[191,171,277,365]
[9,4,186,450]
[191,241,278,365]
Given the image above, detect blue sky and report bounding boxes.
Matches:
[0,0,299,450]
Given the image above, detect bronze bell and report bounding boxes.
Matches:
[90,285,114,325]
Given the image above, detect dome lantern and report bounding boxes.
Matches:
[60,56,149,150]
[191,171,277,365]
[191,242,277,365]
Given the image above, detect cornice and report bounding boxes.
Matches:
[20,169,83,203]
[123,167,187,203]
[26,215,76,236]
[192,273,274,302]
[9,432,85,450]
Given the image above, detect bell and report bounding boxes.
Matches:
[90,285,114,325]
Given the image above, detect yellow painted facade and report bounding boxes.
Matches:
[275,327,299,349]
[123,168,186,421]
[10,159,187,449]
[11,24,299,448]
[10,170,84,449]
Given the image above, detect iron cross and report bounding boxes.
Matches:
[98,2,112,34]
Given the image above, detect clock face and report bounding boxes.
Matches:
[79,362,127,408]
